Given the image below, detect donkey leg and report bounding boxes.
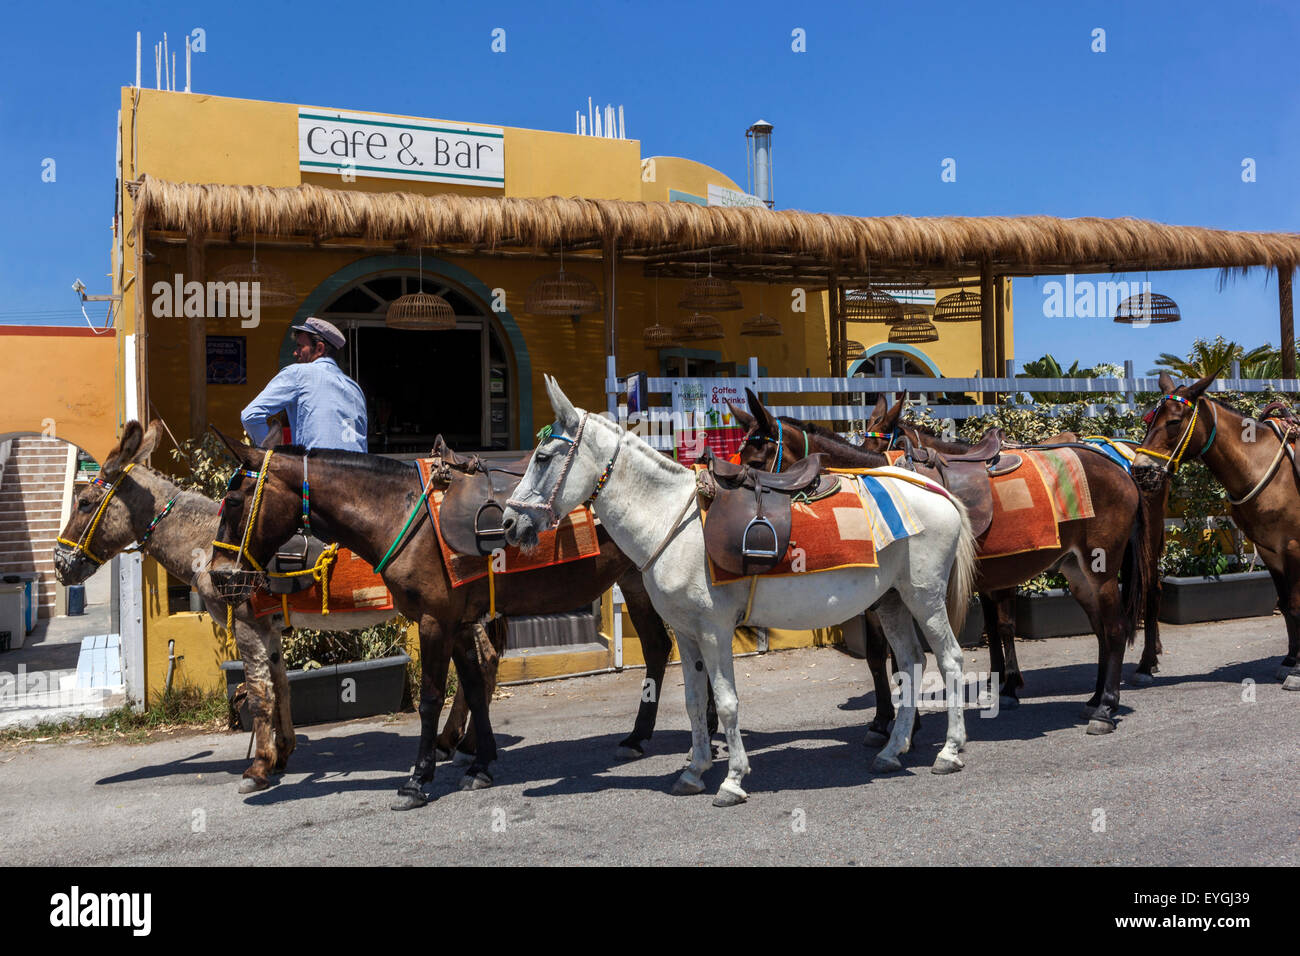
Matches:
[862,608,897,747]
[870,593,924,774]
[898,587,967,773]
[1065,560,1125,734]
[1134,483,1168,685]
[671,632,714,796]
[233,620,277,793]
[1272,548,1300,688]
[266,628,295,771]
[445,619,503,763]
[617,570,673,758]
[695,629,750,807]
[452,627,499,791]
[994,592,1025,705]
[393,618,451,810]
[436,685,470,762]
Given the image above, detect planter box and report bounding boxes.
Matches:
[221,653,411,730]
[1158,571,1276,625]
[1015,589,1092,639]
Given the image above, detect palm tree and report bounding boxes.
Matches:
[1148,337,1272,379]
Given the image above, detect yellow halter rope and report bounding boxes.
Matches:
[1136,396,1201,473]
[211,448,340,623]
[55,463,136,565]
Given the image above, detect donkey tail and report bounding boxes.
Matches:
[1121,483,1153,647]
[945,494,979,635]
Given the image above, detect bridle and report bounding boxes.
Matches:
[56,463,183,565]
[743,417,810,471]
[1135,393,1217,476]
[212,450,277,573]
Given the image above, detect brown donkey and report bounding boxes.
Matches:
[1134,371,1300,691]
[52,421,303,790]
[206,439,699,809]
[733,389,1150,733]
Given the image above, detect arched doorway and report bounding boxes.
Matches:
[285,268,518,455]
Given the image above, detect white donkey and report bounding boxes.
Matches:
[503,377,978,807]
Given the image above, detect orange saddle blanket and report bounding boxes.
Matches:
[249,548,395,620]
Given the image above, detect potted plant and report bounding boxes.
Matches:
[1014,571,1093,639]
[222,618,413,728]
[1157,460,1277,625]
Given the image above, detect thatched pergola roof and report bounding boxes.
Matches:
[129,174,1300,286]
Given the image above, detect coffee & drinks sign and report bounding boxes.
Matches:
[298,108,505,186]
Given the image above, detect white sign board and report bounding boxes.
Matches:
[706,183,767,208]
[298,108,505,186]
[670,378,759,427]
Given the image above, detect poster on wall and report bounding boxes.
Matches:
[669,378,757,462]
[206,336,247,385]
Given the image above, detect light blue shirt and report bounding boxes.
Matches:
[240,357,368,452]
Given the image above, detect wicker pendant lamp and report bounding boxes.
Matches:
[642,276,679,348]
[525,240,602,317]
[889,313,939,344]
[843,288,903,323]
[682,312,725,341]
[933,289,982,322]
[1113,291,1181,324]
[214,229,297,306]
[829,339,866,361]
[387,247,456,330]
[740,274,782,336]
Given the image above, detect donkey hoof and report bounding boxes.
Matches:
[1282,674,1300,692]
[672,774,706,796]
[615,743,645,760]
[390,786,428,811]
[712,782,748,807]
[1079,704,1099,720]
[931,754,964,775]
[452,749,476,766]
[871,754,903,774]
[863,728,889,748]
[999,695,1021,710]
[1276,665,1297,682]
[434,747,452,762]
[238,775,269,794]
[1086,717,1116,736]
[1129,671,1154,687]
[459,771,494,791]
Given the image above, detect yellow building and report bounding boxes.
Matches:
[4,87,1004,700]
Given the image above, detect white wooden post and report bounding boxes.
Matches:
[118,551,145,711]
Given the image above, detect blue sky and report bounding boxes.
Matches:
[1,0,1297,372]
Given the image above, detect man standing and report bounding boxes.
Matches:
[241,317,367,452]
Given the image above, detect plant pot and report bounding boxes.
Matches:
[839,598,984,656]
[1015,589,1092,639]
[1157,571,1277,624]
[221,653,411,729]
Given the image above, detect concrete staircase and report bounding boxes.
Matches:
[0,436,73,619]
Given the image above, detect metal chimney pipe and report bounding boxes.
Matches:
[747,120,774,208]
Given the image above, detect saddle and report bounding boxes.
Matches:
[697,451,840,576]
[898,428,1021,539]
[429,435,531,556]
[266,531,329,594]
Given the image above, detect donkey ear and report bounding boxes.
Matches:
[210,424,260,467]
[728,401,754,430]
[103,421,144,478]
[746,387,776,434]
[872,393,888,420]
[1188,369,1219,398]
[885,394,905,427]
[132,420,163,464]
[1158,372,1175,395]
[545,375,580,430]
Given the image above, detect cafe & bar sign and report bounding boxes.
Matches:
[298,108,505,186]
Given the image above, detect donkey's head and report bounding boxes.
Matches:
[206,430,305,602]
[732,387,789,470]
[53,420,163,585]
[1132,370,1218,492]
[858,393,907,454]
[502,376,612,550]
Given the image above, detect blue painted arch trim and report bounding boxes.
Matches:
[281,255,532,442]
[849,343,941,377]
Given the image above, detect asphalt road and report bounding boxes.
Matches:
[3,615,1297,866]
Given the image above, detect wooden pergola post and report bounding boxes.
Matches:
[980,260,996,405]
[828,268,842,379]
[186,229,207,440]
[994,275,1008,391]
[1280,265,1295,379]
[603,236,618,415]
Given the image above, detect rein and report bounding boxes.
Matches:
[1225,415,1300,506]
[1136,394,1217,475]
